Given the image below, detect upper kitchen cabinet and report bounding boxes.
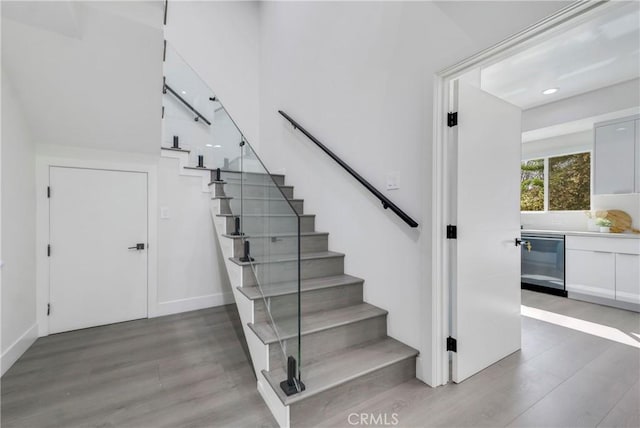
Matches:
[593,117,638,195]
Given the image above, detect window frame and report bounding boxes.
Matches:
[521,149,593,213]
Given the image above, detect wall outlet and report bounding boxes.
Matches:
[386,172,400,190]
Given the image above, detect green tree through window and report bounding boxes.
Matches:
[549,152,591,211]
[521,159,544,211]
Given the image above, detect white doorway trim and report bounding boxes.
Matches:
[35,152,159,337]
[430,0,612,386]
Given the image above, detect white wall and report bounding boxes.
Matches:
[522,130,592,160]
[157,156,233,315]
[164,1,261,146]
[1,72,37,376]
[1,1,163,154]
[257,0,569,385]
[522,78,640,133]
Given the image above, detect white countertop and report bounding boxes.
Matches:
[522,229,640,239]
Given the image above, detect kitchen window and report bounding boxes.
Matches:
[521,152,591,212]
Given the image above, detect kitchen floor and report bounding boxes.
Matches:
[2,291,639,427]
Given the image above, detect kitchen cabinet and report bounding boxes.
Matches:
[615,253,640,304]
[636,119,640,194]
[566,249,615,299]
[565,236,640,309]
[593,118,637,195]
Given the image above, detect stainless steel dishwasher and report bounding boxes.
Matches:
[521,233,566,297]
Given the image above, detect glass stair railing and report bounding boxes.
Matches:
[162,43,304,394]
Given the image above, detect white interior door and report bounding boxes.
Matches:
[452,81,522,383]
[49,167,148,334]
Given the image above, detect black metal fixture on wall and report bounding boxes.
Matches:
[278,110,418,228]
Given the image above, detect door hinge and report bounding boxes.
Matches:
[446,225,457,239]
[447,112,458,127]
[47,245,51,257]
[47,303,51,316]
[447,336,457,352]
[163,0,168,25]
[47,186,51,198]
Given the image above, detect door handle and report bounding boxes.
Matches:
[128,243,145,250]
[515,238,532,252]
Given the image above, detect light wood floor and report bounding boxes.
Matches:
[2,291,639,427]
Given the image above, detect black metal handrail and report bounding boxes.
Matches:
[278,110,419,228]
[163,80,212,125]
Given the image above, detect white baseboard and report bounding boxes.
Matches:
[155,292,234,317]
[1,323,38,377]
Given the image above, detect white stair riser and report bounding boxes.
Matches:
[254,282,364,324]
[241,257,344,286]
[231,235,328,258]
[225,216,314,234]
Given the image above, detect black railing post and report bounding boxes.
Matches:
[230,217,243,236]
[172,135,179,149]
[239,240,254,262]
[280,356,305,396]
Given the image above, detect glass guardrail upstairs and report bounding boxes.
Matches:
[163,43,303,394]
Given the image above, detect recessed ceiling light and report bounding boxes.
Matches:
[213,145,222,148]
[616,127,627,132]
[542,88,558,95]
[205,144,213,147]
[181,90,187,95]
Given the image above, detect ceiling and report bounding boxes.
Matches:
[481,2,640,109]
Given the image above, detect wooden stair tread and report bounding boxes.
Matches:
[222,231,328,239]
[161,147,190,153]
[211,181,293,189]
[238,274,363,300]
[262,337,418,406]
[230,250,344,267]
[216,213,313,218]
[221,170,285,179]
[213,196,303,202]
[249,302,386,345]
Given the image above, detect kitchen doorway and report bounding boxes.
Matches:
[432,0,639,386]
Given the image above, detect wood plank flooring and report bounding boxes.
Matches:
[322,291,640,428]
[2,290,639,427]
[1,306,278,428]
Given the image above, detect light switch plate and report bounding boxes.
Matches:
[386,172,400,190]
[160,206,170,219]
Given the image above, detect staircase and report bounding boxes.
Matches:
[209,170,418,427]
[162,42,418,427]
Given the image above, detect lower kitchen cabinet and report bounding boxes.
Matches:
[566,249,615,299]
[565,236,640,309]
[615,253,640,304]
